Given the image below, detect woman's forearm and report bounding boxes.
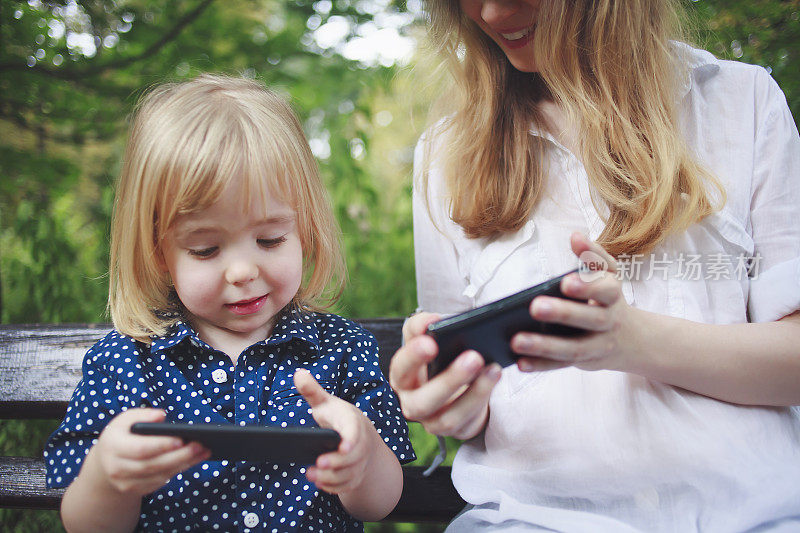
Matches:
[628,309,800,406]
[60,448,142,533]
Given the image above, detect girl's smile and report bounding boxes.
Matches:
[225,294,269,315]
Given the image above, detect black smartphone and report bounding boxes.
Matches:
[426,269,587,376]
[130,422,341,463]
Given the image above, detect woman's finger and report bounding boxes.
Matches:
[571,231,618,273]
[399,350,486,422]
[511,331,611,365]
[516,357,573,373]
[530,296,613,332]
[422,363,501,438]
[560,272,621,307]
[389,334,438,392]
[401,312,441,344]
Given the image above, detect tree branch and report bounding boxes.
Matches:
[0,0,216,77]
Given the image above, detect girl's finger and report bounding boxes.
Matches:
[308,463,362,493]
[117,435,185,461]
[123,441,210,479]
[294,369,332,408]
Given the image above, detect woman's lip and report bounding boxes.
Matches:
[226,295,267,315]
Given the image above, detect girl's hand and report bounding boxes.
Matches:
[87,408,210,497]
[511,232,640,372]
[388,313,502,440]
[294,369,384,494]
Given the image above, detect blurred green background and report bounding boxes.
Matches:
[1,0,798,531]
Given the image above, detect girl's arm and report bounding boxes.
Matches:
[335,421,403,521]
[512,233,800,406]
[61,446,143,533]
[60,408,209,533]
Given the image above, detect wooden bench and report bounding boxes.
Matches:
[0,320,465,523]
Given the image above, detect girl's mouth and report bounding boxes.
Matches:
[226,295,267,315]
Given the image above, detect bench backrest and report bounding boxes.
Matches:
[0,319,404,419]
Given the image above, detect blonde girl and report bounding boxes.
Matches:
[45,74,414,532]
[391,1,800,531]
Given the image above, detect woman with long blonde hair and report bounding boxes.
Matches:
[390,0,800,530]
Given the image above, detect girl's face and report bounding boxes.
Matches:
[459,0,542,72]
[160,181,303,354]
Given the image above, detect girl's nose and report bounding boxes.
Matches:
[480,0,519,25]
[225,259,259,285]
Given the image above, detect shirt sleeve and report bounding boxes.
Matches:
[413,131,473,315]
[746,69,800,323]
[339,326,416,465]
[44,335,131,488]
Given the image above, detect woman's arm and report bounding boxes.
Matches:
[512,233,800,406]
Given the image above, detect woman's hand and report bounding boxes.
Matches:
[511,232,641,373]
[388,313,502,440]
[86,408,210,497]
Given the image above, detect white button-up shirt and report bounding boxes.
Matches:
[413,44,800,532]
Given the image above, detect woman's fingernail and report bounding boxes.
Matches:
[534,299,552,316]
[459,351,483,372]
[485,364,502,382]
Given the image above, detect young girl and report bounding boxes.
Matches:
[390,0,800,531]
[45,74,414,532]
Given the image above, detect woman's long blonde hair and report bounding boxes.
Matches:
[109,74,345,342]
[423,0,724,256]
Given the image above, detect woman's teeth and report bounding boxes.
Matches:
[500,27,532,41]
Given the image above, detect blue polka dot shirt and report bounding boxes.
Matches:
[44,310,415,532]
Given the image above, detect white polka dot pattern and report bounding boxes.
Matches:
[44,310,415,532]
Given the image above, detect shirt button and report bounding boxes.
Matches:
[212,369,228,383]
[243,512,259,528]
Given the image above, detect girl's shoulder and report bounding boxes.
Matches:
[302,311,378,347]
[83,329,146,367]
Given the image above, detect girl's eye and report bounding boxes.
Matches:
[258,236,286,249]
[188,247,217,258]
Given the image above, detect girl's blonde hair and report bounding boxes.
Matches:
[423,0,724,256]
[109,74,345,342]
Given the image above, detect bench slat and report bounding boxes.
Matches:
[0,456,463,522]
[0,319,404,419]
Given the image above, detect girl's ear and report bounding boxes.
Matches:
[154,246,169,273]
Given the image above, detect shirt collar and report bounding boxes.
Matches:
[148,308,321,356]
